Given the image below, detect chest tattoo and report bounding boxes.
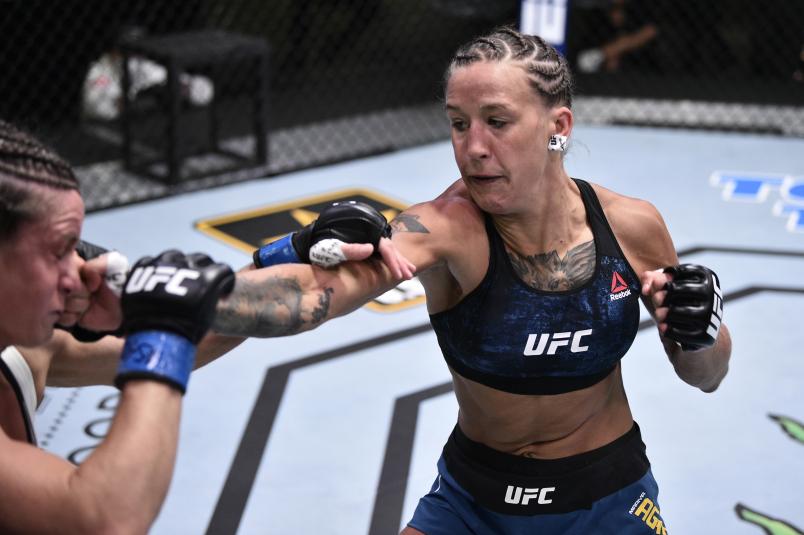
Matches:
[507,240,595,291]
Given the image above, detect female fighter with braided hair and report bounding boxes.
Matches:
[217,26,731,533]
[0,142,403,531]
[0,115,414,533]
[0,119,235,533]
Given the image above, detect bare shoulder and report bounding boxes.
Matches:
[391,180,485,260]
[15,330,73,402]
[590,183,678,272]
[16,331,69,378]
[591,183,662,233]
[391,179,489,310]
[396,180,483,229]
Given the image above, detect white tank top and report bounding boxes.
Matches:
[1,346,38,443]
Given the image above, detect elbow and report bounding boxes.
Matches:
[697,363,729,393]
[65,508,153,535]
[670,357,729,393]
[670,326,732,393]
[679,358,728,393]
[698,380,722,394]
[93,517,153,535]
[699,381,720,393]
[65,479,159,535]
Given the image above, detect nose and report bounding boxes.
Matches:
[60,252,83,295]
[61,268,80,296]
[465,124,489,160]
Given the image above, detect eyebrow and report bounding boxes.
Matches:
[51,229,79,248]
[445,103,511,113]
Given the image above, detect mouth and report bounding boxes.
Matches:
[466,174,503,182]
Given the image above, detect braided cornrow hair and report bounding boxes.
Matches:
[445,26,574,109]
[0,120,79,240]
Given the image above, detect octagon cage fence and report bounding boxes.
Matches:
[1,0,801,211]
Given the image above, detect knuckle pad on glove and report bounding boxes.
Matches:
[665,263,703,278]
[663,283,697,303]
[122,250,232,343]
[660,263,722,349]
[157,249,185,264]
[666,305,705,323]
[313,201,390,249]
[666,325,696,343]
[187,252,213,268]
[132,255,154,269]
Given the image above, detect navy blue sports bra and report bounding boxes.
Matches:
[429,179,641,395]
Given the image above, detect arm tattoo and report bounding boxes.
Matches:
[507,240,595,291]
[212,275,334,337]
[391,214,430,234]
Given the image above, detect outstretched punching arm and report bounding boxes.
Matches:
[22,206,415,393]
[211,200,454,338]
[213,201,421,338]
[214,253,397,337]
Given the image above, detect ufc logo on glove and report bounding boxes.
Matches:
[125,266,200,296]
[707,280,723,339]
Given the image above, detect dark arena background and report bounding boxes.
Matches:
[3,1,803,533]
[3,0,801,210]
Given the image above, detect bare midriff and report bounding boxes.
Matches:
[452,364,633,459]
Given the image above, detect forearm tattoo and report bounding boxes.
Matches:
[507,240,595,291]
[213,275,334,337]
[391,214,429,234]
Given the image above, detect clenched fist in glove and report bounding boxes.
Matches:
[252,200,414,279]
[642,263,724,352]
[116,250,235,393]
[253,201,391,268]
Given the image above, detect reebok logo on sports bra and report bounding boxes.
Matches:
[610,271,632,301]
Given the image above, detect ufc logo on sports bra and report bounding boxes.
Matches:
[504,485,556,505]
[125,266,200,296]
[523,329,593,356]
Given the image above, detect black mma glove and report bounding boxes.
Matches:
[75,239,109,262]
[661,264,724,351]
[75,240,130,296]
[57,240,128,342]
[115,250,235,393]
[253,201,392,268]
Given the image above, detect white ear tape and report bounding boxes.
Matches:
[548,134,567,152]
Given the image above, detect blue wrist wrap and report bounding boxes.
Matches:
[116,331,196,394]
[254,233,301,267]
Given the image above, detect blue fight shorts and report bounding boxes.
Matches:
[408,423,667,534]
